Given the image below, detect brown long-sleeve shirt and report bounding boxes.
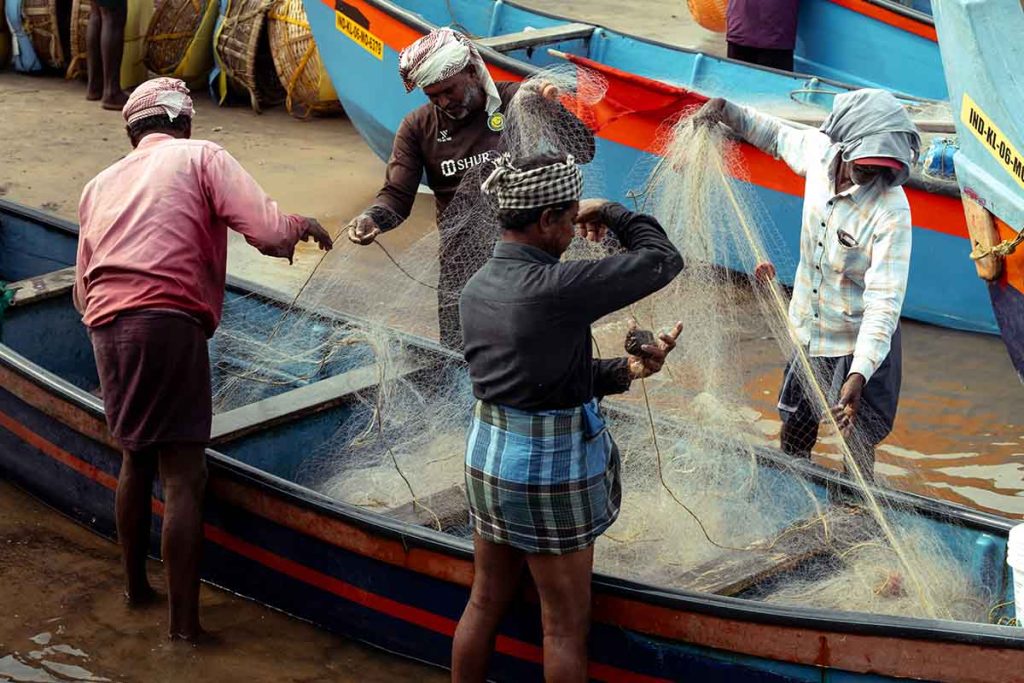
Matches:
[368,81,596,230]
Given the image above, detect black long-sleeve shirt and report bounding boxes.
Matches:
[459,204,684,411]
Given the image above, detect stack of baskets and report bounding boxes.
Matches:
[213,0,284,112]
[144,0,218,87]
[65,0,90,79]
[20,0,64,68]
[266,0,339,117]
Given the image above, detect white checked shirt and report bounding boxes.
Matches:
[732,106,911,382]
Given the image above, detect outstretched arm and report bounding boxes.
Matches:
[348,116,425,245]
[203,147,332,262]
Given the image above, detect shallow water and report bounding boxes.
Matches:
[0,480,445,683]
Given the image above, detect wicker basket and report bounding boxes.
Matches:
[64,0,89,79]
[145,0,217,85]
[266,0,339,117]
[214,0,284,112]
[21,0,64,68]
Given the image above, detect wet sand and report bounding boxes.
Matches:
[1,5,1023,675]
[0,479,446,682]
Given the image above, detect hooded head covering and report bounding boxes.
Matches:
[819,89,921,187]
[398,28,502,115]
[123,77,194,126]
[481,154,582,210]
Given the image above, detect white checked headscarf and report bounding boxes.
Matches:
[398,28,502,115]
[122,77,194,126]
[481,154,583,210]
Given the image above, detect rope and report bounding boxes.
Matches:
[374,241,440,291]
[970,226,1024,261]
[638,375,748,552]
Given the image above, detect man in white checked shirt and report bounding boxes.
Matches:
[695,89,921,482]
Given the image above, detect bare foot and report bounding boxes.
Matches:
[101,90,129,110]
[168,628,221,647]
[124,584,161,607]
[86,88,102,101]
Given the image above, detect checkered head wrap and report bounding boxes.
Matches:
[123,77,194,126]
[398,28,502,115]
[481,154,583,210]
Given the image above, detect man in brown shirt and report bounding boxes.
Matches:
[346,28,593,349]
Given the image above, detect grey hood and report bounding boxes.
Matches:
[820,89,922,187]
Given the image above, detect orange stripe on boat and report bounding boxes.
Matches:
[828,0,937,42]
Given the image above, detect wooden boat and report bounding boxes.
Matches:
[301,0,996,335]
[2,197,1023,681]
[932,0,1024,379]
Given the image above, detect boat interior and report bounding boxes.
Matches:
[0,202,1016,629]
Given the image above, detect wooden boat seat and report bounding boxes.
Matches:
[668,505,877,596]
[211,356,430,443]
[477,23,594,53]
[385,483,468,530]
[6,266,76,307]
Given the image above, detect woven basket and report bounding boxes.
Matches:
[266,0,339,117]
[145,0,217,85]
[64,0,89,79]
[214,0,284,112]
[21,0,64,68]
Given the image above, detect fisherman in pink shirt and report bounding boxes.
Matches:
[74,77,333,642]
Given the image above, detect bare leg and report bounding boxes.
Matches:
[526,545,594,683]
[158,445,208,641]
[98,4,128,110]
[116,448,158,603]
[780,413,818,459]
[85,6,102,100]
[451,535,526,682]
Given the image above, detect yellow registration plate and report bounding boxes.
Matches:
[335,11,384,60]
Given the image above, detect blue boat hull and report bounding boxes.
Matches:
[304,0,997,334]
[1,199,1023,681]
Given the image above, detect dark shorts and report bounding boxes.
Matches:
[727,42,795,72]
[89,309,212,451]
[778,326,903,448]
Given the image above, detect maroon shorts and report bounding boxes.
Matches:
[89,309,212,451]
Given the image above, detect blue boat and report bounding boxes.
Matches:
[794,0,942,99]
[2,198,1022,681]
[302,0,996,335]
[932,0,1024,379]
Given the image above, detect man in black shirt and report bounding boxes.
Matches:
[452,153,683,681]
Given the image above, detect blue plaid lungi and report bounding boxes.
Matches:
[464,398,621,554]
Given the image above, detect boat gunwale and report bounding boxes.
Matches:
[863,0,934,26]
[346,0,940,102]
[2,200,1023,653]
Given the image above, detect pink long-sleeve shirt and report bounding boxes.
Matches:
[75,133,305,337]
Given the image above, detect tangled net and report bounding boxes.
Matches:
[208,66,997,624]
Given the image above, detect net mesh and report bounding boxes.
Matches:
[209,66,996,624]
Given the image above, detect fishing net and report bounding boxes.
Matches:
[210,65,997,624]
